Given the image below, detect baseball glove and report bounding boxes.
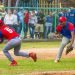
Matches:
[65,46,73,55]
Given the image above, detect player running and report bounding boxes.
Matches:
[0,20,37,66]
[54,16,75,63]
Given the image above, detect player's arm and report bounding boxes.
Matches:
[54,32,60,38]
[54,25,61,38]
[65,31,74,55]
[68,24,75,47]
[69,31,74,46]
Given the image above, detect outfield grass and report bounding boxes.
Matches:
[0,58,75,75]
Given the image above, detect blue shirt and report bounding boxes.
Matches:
[18,11,24,23]
[58,12,63,17]
[68,9,75,24]
[45,15,53,23]
[56,22,74,39]
[63,12,69,21]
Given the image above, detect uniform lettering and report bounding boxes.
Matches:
[4,27,13,33]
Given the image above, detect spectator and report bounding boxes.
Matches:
[18,8,25,34]
[35,10,45,39]
[58,11,63,18]
[29,10,37,39]
[44,12,53,39]
[68,8,75,26]
[58,10,69,22]
[24,9,29,38]
[4,9,14,29]
[13,9,20,33]
[63,10,69,20]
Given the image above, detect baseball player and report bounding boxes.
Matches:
[54,16,75,63]
[0,20,37,66]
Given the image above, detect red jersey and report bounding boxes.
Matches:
[0,25,19,40]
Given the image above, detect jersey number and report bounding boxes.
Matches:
[4,27,13,33]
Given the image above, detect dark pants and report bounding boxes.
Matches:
[29,23,35,38]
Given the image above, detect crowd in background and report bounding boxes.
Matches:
[0,8,54,39]
[0,1,75,39]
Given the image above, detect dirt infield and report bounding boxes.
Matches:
[27,48,75,75]
[1,48,75,60]
[28,71,75,75]
[0,48,75,75]
[28,48,75,60]
[15,71,75,75]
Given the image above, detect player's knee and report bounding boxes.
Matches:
[14,52,19,56]
[3,49,8,53]
[61,42,67,46]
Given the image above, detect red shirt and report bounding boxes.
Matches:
[0,25,19,40]
[24,12,29,24]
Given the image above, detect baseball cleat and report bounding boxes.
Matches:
[29,52,37,62]
[10,60,18,66]
[66,46,73,55]
[54,59,60,63]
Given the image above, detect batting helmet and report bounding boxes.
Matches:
[59,16,67,23]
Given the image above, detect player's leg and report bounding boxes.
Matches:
[3,37,22,66]
[72,40,75,49]
[54,36,70,63]
[14,44,37,62]
[14,43,29,57]
[2,39,18,66]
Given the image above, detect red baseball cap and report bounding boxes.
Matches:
[59,16,67,23]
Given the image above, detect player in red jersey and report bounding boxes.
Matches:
[0,20,37,66]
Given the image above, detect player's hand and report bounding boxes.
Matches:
[54,33,60,38]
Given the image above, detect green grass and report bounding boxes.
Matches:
[0,58,75,75]
[22,41,60,49]
[0,41,75,75]
[0,41,60,49]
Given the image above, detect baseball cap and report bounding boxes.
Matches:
[59,16,67,23]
